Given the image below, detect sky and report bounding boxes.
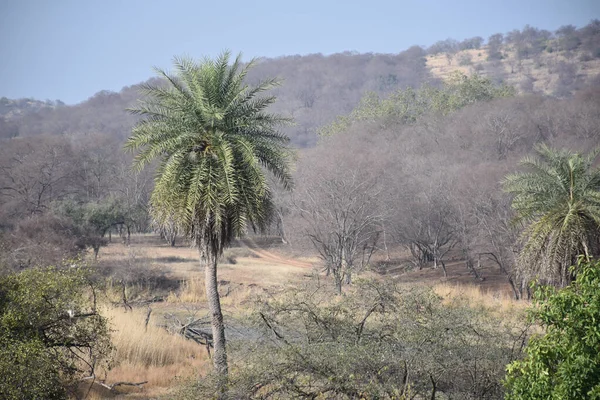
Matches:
[1,0,599,104]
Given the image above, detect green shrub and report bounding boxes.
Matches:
[0,266,112,399]
[505,259,600,399]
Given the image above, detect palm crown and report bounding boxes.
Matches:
[503,144,600,286]
[125,52,292,254]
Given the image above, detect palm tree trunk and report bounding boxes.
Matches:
[201,248,228,377]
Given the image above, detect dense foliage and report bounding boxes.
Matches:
[0,266,111,399]
[505,259,600,399]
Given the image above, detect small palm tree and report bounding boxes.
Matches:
[125,52,293,376]
[503,144,600,287]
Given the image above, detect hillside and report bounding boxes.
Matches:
[0,49,433,147]
[427,46,600,95]
[1,21,599,146]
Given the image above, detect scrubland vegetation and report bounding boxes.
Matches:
[1,20,600,399]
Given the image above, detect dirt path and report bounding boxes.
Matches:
[239,238,314,269]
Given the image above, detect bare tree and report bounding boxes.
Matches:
[393,179,456,277]
[472,193,524,298]
[485,111,523,159]
[0,136,78,219]
[294,170,381,293]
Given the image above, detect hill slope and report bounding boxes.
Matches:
[1,20,599,146]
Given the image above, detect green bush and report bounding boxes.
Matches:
[0,266,112,399]
[505,259,600,399]
[0,337,65,399]
[319,72,515,137]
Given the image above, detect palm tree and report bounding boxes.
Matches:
[503,144,600,287]
[125,52,293,376]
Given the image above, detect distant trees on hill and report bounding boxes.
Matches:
[426,20,600,62]
[0,48,432,147]
[319,72,515,137]
[1,20,599,146]
[286,81,600,295]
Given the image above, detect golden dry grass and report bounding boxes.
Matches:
[106,306,204,367]
[432,281,528,315]
[97,306,211,397]
[98,234,312,285]
[166,276,206,304]
[165,274,285,317]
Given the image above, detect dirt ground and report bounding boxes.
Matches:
[98,233,514,299]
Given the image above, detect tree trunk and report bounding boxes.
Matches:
[382,223,390,261]
[440,259,448,278]
[467,257,482,280]
[333,267,343,294]
[202,249,228,378]
[335,275,343,294]
[508,275,521,300]
[276,208,288,244]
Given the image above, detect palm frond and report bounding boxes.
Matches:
[505,145,600,286]
[126,52,294,256]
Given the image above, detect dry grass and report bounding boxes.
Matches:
[97,306,211,397]
[106,306,203,367]
[166,276,206,304]
[165,274,273,313]
[432,281,528,315]
[98,234,311,286]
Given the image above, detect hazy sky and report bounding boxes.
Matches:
[1,0,598,104]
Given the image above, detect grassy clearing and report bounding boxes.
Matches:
[88,235,312,397]
[92,306,211,398]
[165,275,266,310]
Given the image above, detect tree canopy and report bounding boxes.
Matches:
[504,144,600,286]
[125,52,293,256]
